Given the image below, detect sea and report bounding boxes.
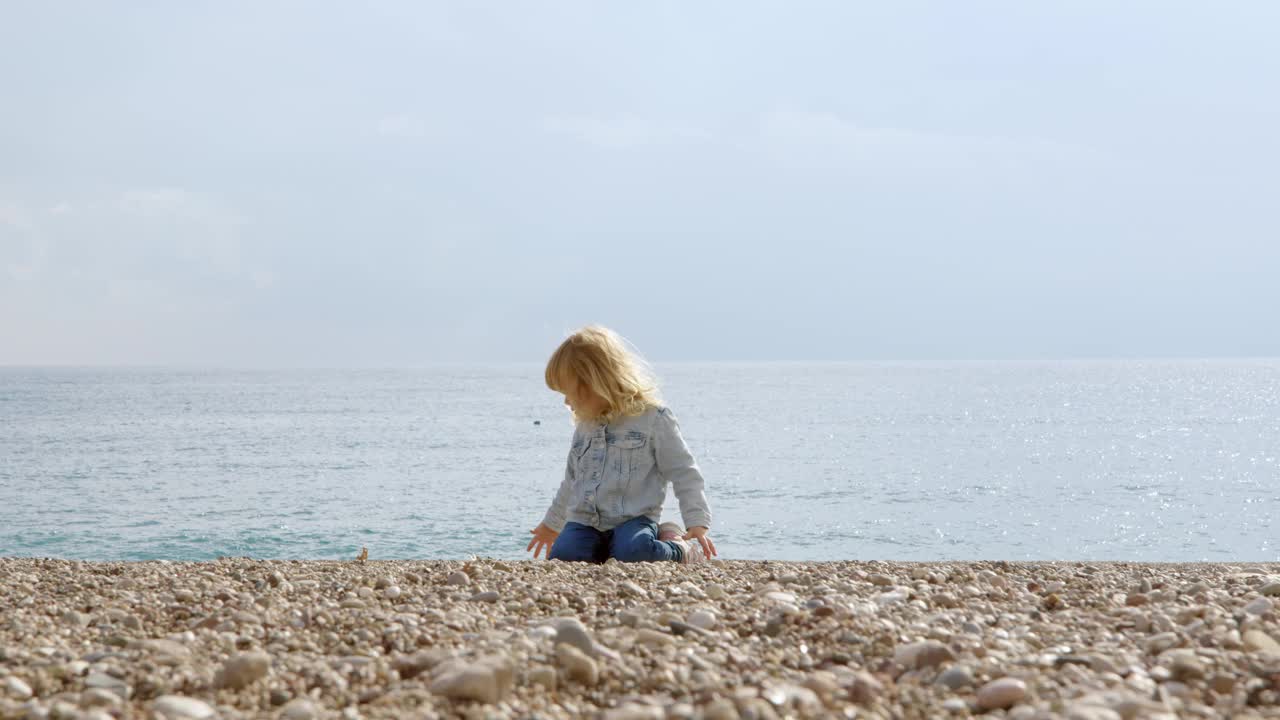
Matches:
[1,361,1277,563]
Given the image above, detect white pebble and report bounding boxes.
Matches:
[976,677,1027,710]
[1244,596,1273,615]
[3,676,32,700]
[152,695,217,720]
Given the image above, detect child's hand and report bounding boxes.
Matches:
[527,523,559,560]
[684,526,717,560]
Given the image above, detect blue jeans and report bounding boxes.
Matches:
[549,516,683,564]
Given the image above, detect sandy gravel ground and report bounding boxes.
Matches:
[2,557,1279,719]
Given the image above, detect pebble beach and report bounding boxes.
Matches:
[2,558,1279,720]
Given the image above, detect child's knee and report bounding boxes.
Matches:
[548,538,598,563]
[612,536,662,563]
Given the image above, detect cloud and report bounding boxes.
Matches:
[375,113,430,139]
[117,188,204,217]
[1,188,277,364]
[541,113,712,149]
[0,202,35,232]
[1,201,42,281]
[757,109,1105,175]
[112,188,253,275]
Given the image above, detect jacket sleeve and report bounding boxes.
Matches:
[653,407,712,530]
[541,449,575,532]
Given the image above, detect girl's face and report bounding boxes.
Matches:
[562,376,609,419]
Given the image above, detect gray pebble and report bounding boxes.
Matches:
[554,617,596,657]
[936,665,975,690]
[216,650,271,690]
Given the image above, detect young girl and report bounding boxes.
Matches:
[526,326,717,564]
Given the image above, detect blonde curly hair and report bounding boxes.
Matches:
[545,325,662,423]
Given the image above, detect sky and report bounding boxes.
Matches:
[2,2,1278,365]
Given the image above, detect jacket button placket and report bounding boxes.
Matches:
[589,425,606,524]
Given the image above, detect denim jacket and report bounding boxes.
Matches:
[542,406,712,533]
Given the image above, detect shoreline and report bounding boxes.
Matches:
[2,558,1278,719]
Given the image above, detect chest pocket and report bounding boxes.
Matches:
[605,430,649,486]
[614,432,647,451]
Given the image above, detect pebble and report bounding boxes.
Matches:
[1089,654,1121,676]
[392,649,449,679]
[1065,705,1123,720]
[935,665,975,689]
[1008,706,1037,720]
[84,672,130,700]
[976,677,1027,710]
[384,585,401,599]
[668,620,708,637]
[1163,680,1191,700]
[1209,674,1235,694]
[1244,596,1273,615]
[869,573,895,586]
[468,590,500,603]
[1243,629,1280,654]
[847,670,884,705]
[703,698,739,720]
[80,688,123,709]
[604,704,665,720]
[527,665,557,690]
[152,695,217,720]
[1259,581,1280,597]
[3,677,32,699]
[687,609,717,630]
[445,571,470,586]
[216,650,271,690]
[1185,581,1211,595]
[280,697,319,720]
[893,640,955,670]
[1166,649,1204,680]
[429,664,497,703]
[1145,632,1180,654]
[137,638,190,664]
[635,628,674,646]
[554,618,597,657]
[61,611,90,627]
[876,588,910,606]
[429,655,513,704]
[556,643,599,686]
